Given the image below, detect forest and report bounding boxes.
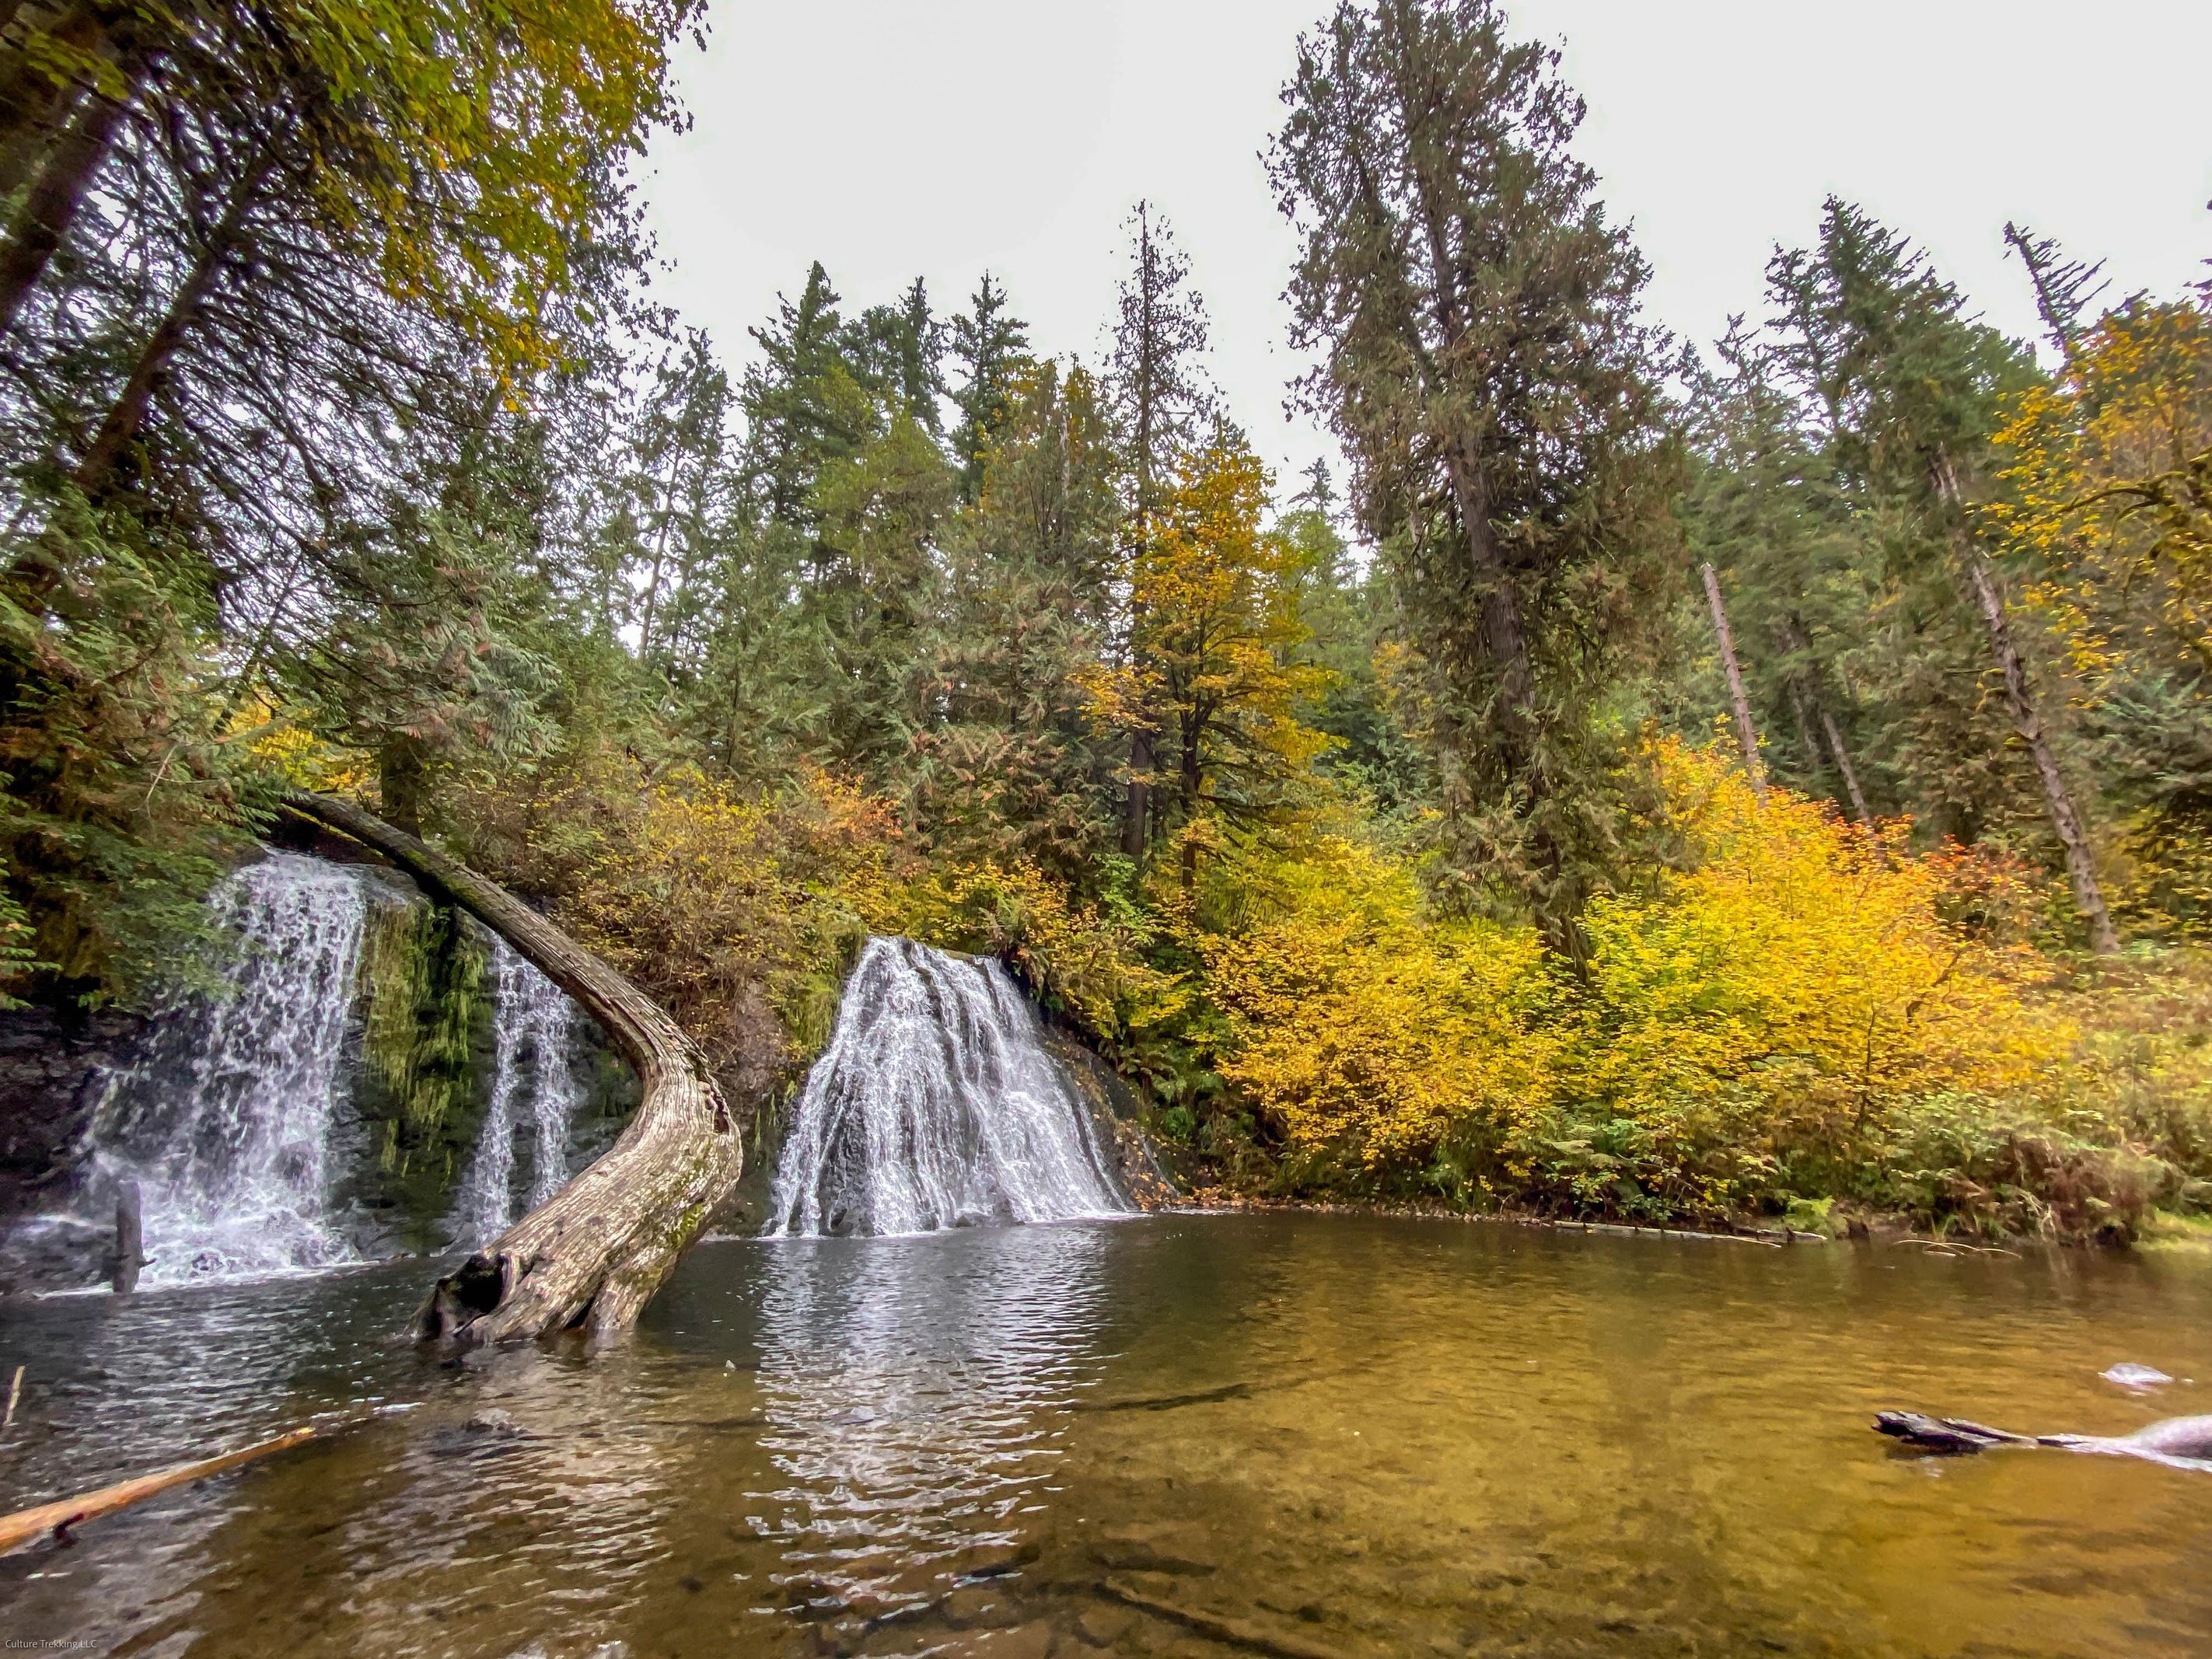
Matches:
[2,0,2208,1246]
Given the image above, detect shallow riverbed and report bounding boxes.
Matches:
[5,1214,2212,1657]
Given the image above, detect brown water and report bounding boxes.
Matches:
[5,1214,2212,1657]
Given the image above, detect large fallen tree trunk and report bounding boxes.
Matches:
[285,793,740,1347]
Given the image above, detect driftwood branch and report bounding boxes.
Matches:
[0,1420,344,1556]
[284,792,742,1347]
[1876,1410,2212,1469]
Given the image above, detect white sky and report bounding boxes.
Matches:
[639,0,2212,496]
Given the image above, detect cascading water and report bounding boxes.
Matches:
[90,853,380,1284]
[764,937,1134,1237]
[453,937,584,1245]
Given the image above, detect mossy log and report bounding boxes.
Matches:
[285,793,741,1346]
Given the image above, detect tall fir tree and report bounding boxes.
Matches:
[1105,202,1214,864]
[1272,0,1680,966]
[947,272,1031,501]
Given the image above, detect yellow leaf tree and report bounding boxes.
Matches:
[1092,436,1333,889]
[1993,295,2212,930]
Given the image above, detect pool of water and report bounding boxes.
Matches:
[5,1214,2212,1657]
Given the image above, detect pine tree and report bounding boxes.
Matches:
[1272,0,1680,966]
[627,331,735,669]
[742,261,867,531]
[1104,202,1214,864]
[1774,201,2119,951]
[2003,222,2109,368]
[947,272,1031,501]
[916,361,1122,878]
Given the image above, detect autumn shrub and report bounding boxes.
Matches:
[2050,948,2212,1207]
[1189,742,2160,1235]
[1560,741,2073,1219]
[448,755,899,1096]
[1868,1093,2172,1242]
[1199,832,1560,1198]
[886,857,1179,1040]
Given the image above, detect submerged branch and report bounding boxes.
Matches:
[0,1415,370,1556]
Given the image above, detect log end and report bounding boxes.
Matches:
[411,1252,512,1346]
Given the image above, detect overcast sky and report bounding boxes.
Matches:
[639,0,2212,494]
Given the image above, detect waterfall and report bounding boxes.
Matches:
[764,937,1133,1238]
[93,853,379,1284]
[453,937,584,1245]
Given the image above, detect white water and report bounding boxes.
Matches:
[453,937,584,1246]
[764,937,1133,1237]
[93,854,379,1284]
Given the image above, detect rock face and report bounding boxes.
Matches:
[0,1004,146,1292]
[1040,1025,1184,1211]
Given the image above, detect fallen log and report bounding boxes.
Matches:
[0,1419,341,1555]
[1875,1409,2212,1469]
[284,793,741,1347]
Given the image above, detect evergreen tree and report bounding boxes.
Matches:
[1104,202,1214,863]
[626,330,736,670]
[947,272,1031,500]
[1278,466,1427,813]
[742,261,867,532]
[915,361,1122,878]
[1272,0,1680,966]
[1771,201,2117,950]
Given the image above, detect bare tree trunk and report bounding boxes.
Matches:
[1932,457,2119,953]
[1817,705,1876,832]
[1781,676,1827,781]
[1700,563,1765,799]
[108,1178,139,1293]
[0,37,138,341]
[1777,615,1876,831]
[0,2,102,202]
[1121,729,1151,861]
[285,793,743,1346]
[1178,711,1202,893]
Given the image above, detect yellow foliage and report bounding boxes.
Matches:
[237,710,371,797]
[1992,298,2212,685]
[1193,741,2077,1218]
[451,759,900,1076]
[1569,741,2070,1210]
[885,858,1184,1038]
[1202,835,1557,1176]
[1083,438,1335,884]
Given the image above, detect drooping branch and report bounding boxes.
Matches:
[284,791,743,1346]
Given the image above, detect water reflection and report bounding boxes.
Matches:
[7,1217,2212,1657]
[746,1224,1112,1622]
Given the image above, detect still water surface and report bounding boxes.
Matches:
[4,1214,2212,1657]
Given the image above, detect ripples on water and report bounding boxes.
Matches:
[5,1215,2212,1657]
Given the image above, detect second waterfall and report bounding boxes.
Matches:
[764,938,1134,1237]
